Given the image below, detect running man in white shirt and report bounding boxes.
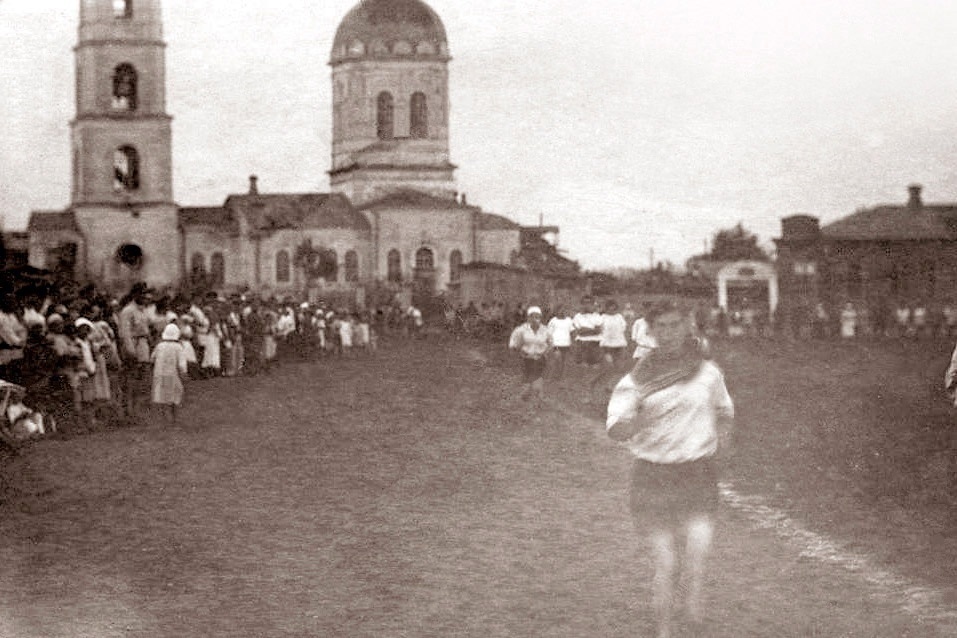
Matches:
[508,306,552,405]
[606,303,733,638]
[572,296,603,367]
[546,307,575,379]
[631,305,658,362]
[590,300,629,392]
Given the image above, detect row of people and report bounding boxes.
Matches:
[0,283,396,435]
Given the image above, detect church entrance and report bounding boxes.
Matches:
[413,247,436,295]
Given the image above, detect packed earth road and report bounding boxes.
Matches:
[0,335,956,637]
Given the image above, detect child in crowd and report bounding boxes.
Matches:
[73,318,98,428]
[356,313,371,355]
[339,313,354,358]
[151,323,187,424]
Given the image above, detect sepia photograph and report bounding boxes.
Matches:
[1,0,957,636]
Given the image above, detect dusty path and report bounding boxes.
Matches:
[0,337,952,637]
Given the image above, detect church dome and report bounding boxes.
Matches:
[330,0,449,63]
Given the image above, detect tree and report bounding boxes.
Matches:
[707,223,769,262]
[294,239,338,284]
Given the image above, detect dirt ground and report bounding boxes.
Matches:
[0,333,955,637]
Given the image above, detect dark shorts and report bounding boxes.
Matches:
[522,357,546,383]
[629,457,718,530]
[121,359,151,393]
[601,346,625,362]
[577,341,601,365]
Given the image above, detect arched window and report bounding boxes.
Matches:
[276,250,290,283]
[190,252,205,277]
[376,92,394,140]
[415,247,434,270]
[345,250,359,282]
[113,0,132,19]
[113,145,139,191]
[210,252,225,286]
[387,249,401,283]
[112,64,137,111]
[410,92,428,139]
[116,243,143,270]
[449,249,462,282]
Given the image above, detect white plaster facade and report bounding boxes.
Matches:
[28,0,528,296]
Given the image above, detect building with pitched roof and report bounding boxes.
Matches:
[25,0,563,300]
[774,184,957,314]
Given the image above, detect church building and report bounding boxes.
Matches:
[27,0,540,298]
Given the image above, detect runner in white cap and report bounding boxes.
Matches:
[508,306,552,406]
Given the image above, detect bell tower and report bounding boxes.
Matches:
[70,0,181,287]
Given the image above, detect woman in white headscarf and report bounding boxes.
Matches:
[151,323,187,424]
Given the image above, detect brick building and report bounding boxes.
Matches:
[775,184,957,322]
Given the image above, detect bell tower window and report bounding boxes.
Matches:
[112,64,138,111]
[113,146,140,191]
[410,92,428,139]
[376,92,394,140]
[116,243,143,270]
[113,0,133,19]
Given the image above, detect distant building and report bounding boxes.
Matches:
[2,232,30,269]
[775,184,957,313]
[26,0,572,299]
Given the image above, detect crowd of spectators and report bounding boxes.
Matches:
[701,299,957,341]
[0,280,428,441]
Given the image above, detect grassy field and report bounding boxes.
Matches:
[0,333,954,637]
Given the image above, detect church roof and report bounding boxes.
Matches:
[822,204,957,241]
[331,0,449,64]
[27,210,79,233]
[478,212,521,230]
[357,188,472,211]
[226,193,370,233]
[178,206,239,232]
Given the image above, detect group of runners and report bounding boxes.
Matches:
[509,296,734,638]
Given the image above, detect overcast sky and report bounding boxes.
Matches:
[3,0,957,270]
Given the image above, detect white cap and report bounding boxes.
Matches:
[527,306,542,316]
[162,323,181,341]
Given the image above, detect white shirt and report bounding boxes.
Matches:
[572,312,602,342]
[599,313,628,348]
[509,322,552,359]
[630,317,657,358]
[606,361,734,464]
[547,317,575,348]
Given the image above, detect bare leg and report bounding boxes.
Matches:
[531,377,545,405]
[650,528,677,638]
[683,514,714,623]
